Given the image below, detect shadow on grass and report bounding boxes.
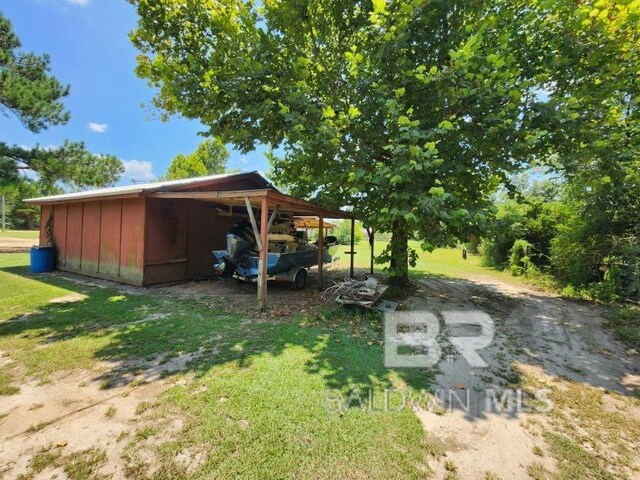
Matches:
[0,263,433,397]
[2,260,637,412]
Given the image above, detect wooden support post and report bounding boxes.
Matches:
[370,228,375,274]
[267,208,278,233]
[244,197,262,251]
[317,214,324,290]
[258,197,269,312]
[350,218,355,279]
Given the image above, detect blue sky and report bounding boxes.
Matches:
[2,0,270,185]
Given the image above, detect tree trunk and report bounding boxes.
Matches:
[389,217,410,287]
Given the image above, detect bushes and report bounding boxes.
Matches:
[509,239,533,276]
[551,191,640,302]
[482,198,566,271]
[480,186,640,301]
[334,220,364,245]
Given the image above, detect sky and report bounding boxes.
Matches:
[1,0,271,186]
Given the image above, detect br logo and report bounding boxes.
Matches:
[384,311,494,368]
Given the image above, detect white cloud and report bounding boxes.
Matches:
[122,159,155,182]
[88,122,108,133]
[238,156,249,164]
[66,0,90,6]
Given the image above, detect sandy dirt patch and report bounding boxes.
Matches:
[0,350,202,479]
[410,276,640,479]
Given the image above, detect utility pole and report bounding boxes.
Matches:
[1,195,5,231]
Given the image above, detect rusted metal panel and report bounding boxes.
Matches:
[53,204,67,267]
[99,200,122,277]
[81,201,101,274]
[119,198,145,283]
[65,203,83,270]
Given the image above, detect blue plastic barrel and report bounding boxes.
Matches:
[30,246,55,273]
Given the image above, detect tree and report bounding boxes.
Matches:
[0,12,69,132]
[0,179,61,229]
[130,0,637,286]
[166,138,229,180]
[0,11,122,191]
[0,142,123,189]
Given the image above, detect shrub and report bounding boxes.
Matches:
[509,239,533,276]
[334,220,364,245]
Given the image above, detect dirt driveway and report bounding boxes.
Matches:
[411,275,640,479]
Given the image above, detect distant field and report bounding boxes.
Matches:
[0,230,39,240]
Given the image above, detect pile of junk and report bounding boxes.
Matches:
[212,215,339,290]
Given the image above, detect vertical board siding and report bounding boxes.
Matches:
[144,198,188,284]
[186,201,235,278]
[81,201,101,273]
[53,204,68,267]
[119,198,145,283]
[99,200,122,277]
[65,203,84,269]
[36,175,269,285]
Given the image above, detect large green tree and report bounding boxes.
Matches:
[130,0,638,285]
[0,11,122,190]
[166,138,230,180]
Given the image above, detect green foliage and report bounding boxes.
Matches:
[549,149,640,301]
[334,220,363,245]
[129,0,550,285]
[166,153,206,180]
[130,0,640,287]
[604,305,640,351]
[482,179,567,272]
[0,142,123,190]
[166,138,229,180]
[484,161,639,302]
[0,179,58,230]
[509,239,533,276]
[0,12,69,132]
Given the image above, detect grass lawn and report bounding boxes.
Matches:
[0,252,435,479]
[334,240,525,286]
[0,229,39,240]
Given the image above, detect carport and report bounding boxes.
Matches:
[150,188,356,311]
[27,172,357,311]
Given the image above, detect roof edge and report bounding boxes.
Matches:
[25,171,275,205]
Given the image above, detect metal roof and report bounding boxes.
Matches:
[25,171,274,204]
